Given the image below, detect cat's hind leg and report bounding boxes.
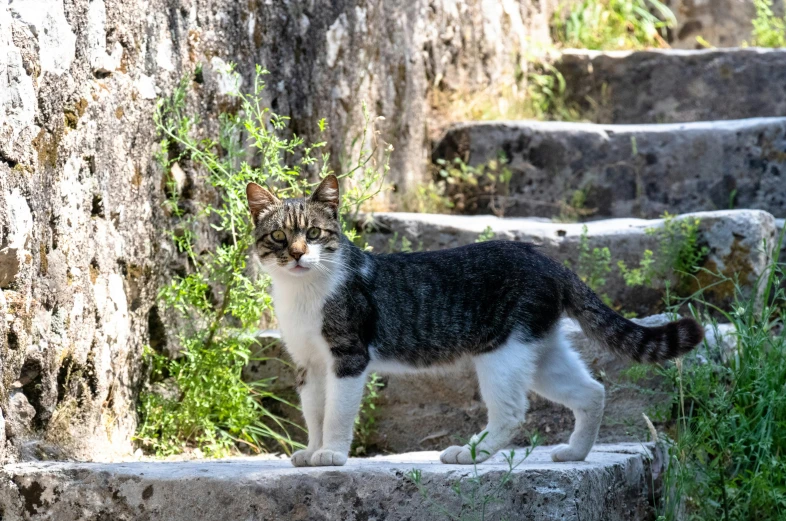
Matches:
[531,326,605,462]
[440,334,538,465]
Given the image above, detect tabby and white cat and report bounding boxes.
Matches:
[246,175,703,467]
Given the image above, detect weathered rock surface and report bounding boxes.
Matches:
[555,49,786,124]
[0,0,565,463]
[0,443,661,521]
[362,210,775,316]
[434,119,786,219]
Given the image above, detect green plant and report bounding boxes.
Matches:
[405,432,541,521]
[552,0,676,50]
[527,63,581,121]
[352,372,385,456]
[385,232,418,254]
[656,214,707,277]
[556,187,597,222]
[432,156,513,217]
[618,213,708,293]
[656,228,786,520]
[618,249,656,287]
[476,226,495,243]
[749,0,786,48]
[402,182,455,214]
[574,224,613,294]
[136,65,389,457]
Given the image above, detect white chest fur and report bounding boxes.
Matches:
[270,269,344,368]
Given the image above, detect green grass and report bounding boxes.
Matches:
[552,0,676,50]
[655,229,786,520]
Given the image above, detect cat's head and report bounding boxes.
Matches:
[246,175,342,279]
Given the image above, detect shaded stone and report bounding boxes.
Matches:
[661,0,778,49]
[555,48,786,124]
[433,119,786,219]
[5,392,35,440]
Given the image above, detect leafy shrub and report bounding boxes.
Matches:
[526,63,581,121]
[618,213,708,293]
[750,0,786,48]
[429,156,513,217]
[136,65,389,457]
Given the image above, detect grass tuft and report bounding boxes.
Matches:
[552,0,676,50]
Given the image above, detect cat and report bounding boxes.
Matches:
[246,175,704,467]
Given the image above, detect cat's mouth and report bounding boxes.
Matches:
[289,265,311,275]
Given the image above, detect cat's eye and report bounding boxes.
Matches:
[271,230,286,242]
[307,227,321,240]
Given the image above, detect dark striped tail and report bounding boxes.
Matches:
[562,269,704,363]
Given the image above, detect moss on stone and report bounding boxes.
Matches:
[31,128,62,169]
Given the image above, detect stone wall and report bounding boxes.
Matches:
[0,0,565,462]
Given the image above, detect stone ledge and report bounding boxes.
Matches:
[554,48,786,124]
[0,443,659,521]
[433,118,786,219]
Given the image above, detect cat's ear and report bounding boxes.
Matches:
[246,182,279,221]
[309,175,339,211]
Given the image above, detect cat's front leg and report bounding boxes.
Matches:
[291,364,326,467]
[310,353,368,467]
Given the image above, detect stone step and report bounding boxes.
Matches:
[432,118,786,220]
[0,443,661,521]
[361,209,775,316]
[553,48,786,124]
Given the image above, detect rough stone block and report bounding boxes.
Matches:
[0,443,660,521]
[433,119,786,219]
[555,48,786,124]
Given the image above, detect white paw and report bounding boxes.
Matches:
[310,449,348,466]
[291,449,315,467]
[550,444,588,462]
[439,445,493,465]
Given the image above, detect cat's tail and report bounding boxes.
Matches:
[561,268,704,363]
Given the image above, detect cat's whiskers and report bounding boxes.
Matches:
[319,256,365,279]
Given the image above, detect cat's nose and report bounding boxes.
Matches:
[290,250,304,261]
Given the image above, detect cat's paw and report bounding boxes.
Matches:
[310,449,348,466]
[440,445,492,465]
[550,444,588,462]
[291,449,315,467]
